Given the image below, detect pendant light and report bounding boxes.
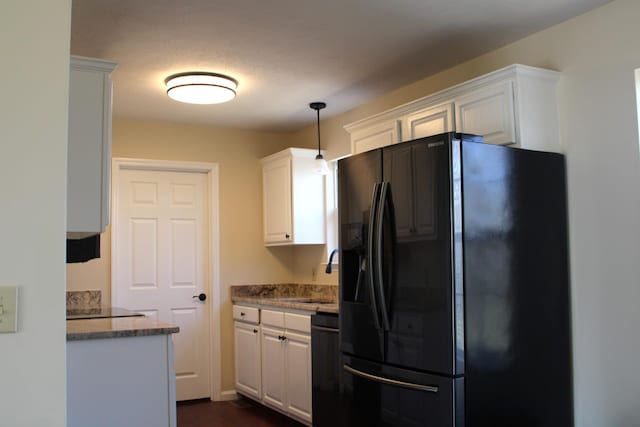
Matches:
[310,102,330,175]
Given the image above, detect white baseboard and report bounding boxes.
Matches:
[218,390,238,401]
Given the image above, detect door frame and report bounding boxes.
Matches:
[111,157,223,401]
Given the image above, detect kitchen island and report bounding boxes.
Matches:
[67,316,179,427]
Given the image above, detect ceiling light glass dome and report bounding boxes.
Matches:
[165,72,238,104]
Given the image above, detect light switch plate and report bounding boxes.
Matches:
[0,286,18,333]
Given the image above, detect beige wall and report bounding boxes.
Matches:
[0,1,70,426]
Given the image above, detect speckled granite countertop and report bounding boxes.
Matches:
[231,283,339,314]
[67,317,180,341]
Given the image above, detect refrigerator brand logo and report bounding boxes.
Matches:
[428,142,444,148]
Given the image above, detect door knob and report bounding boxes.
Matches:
[192,293,207,302]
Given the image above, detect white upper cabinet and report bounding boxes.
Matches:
[345,64,561,154]
[404,102,454,141]
[454,80,515,145]
[350,119,402,154]
[67,56,117,238]
[261,148,326,246]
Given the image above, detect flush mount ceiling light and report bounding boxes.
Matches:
[164,72,238,104]
[310,102,330,175]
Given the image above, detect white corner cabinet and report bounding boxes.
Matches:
[261,148,325,246]
[67,55,117,238]
[233,304,313,426]
[345,64,561,154]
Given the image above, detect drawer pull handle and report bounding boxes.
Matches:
[253,329,258,334]
[240,312,245,316]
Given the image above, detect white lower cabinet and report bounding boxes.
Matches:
[261,325,287,410]
[283,330,312,422]
[233,305,262,400]
[233,304,312,425]
[261,309,312,425]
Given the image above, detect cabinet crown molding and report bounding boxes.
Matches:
[70,55,117,72]
[344,64,559,134]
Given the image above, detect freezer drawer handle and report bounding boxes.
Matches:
[311,325,339,333]
[343,364,439,393]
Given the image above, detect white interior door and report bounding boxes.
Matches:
[113,166,211,401]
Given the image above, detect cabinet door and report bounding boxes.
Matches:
[68,57,116,235]
[404,103,454,141]
[285,330,313,424]
[383,144,414,239]
[351,119,401,154]
[234,322,261,400]
[261,326,287,412]
[454,80,516,145]
[262,156,292,244]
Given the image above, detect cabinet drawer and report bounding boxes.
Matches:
[285,312,310,334]
[233,305,259,324]
[261,309,285,328]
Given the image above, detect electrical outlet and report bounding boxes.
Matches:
[0,286,18,333]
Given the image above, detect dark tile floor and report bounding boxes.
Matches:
[177,397,305,427]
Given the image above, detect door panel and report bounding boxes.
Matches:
[114,168,210,400]
[383,136,456,375]
[339,150,384,362]
[341,355,463,427]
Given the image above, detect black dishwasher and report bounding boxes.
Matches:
[311,312,344,427]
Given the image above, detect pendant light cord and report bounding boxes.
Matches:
[316,108,321,157]
[310,102,326,160]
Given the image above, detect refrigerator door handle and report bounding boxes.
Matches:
[376,181,391,331]
[343,364,439,393]
[368,183,382,330]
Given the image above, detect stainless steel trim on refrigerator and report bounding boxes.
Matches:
[343,364,439,393]
[450,138,465,374]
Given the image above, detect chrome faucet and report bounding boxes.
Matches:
[325,249,339,274]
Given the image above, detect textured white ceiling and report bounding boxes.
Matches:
[71,0,611,132]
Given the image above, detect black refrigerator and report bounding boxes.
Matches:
[338,132,572,427]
